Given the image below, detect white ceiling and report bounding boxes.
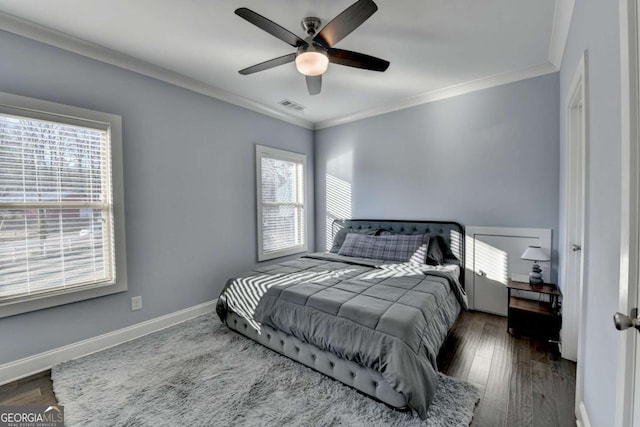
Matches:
[0,0,563,128]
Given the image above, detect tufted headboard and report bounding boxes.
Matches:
[331,219,465,287]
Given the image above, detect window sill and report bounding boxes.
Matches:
[258,245,308,262]
[0,280,127,319]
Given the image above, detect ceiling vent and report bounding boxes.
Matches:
[278,99,306,113]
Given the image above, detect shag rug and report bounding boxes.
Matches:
[52,313,480,426]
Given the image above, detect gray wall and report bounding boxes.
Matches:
[559,0,621,425]
[0,30,314,364]
[314,73,560,281]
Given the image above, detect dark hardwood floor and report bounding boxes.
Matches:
[0,370,56,406]
[438,310,577,427]
[0,310,576,426]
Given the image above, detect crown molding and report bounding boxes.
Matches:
[314,62,559,130]
[0,12,314,130]
[548,0,576,68]
[0,10,561,132]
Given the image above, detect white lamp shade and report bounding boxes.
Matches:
[295,51,329,76]
[521,246,550,262]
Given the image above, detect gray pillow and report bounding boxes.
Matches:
[426,236,445,265]
[433,235,459,262]
[338,233,430,263]
[329,227,380,253]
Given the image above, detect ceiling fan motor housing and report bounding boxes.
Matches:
[297,39,327,57]
[301,17,321,36]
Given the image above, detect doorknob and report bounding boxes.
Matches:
[476,270,486,277]
[613,309,640,331]
[571,244,582,252]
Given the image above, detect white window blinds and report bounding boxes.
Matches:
[256,145,307,261]
[0,111,115,302]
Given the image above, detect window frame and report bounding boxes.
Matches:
[0,92,127,318]
[256,144,307,261]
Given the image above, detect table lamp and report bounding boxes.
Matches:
[520,246,550,285]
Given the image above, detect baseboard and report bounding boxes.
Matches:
[576,401,592,427]
[0,300,217,386]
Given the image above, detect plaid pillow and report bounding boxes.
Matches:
[338,233,430,263]
[379,231,446,265]
[329,228,380,253]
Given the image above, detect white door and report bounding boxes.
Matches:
[615,2,640,426]
[633,6,640,423]
[562,54,587,364]
[560,52,588,424]
[614,274,640,427]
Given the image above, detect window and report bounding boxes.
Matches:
[256,145,307,261]
[0,92,126,318]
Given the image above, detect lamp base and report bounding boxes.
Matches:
[529,276,544,285]
[529,262,543,285]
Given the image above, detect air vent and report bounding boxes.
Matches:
[278,99,306,113]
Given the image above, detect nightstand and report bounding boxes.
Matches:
[507,279,562,342]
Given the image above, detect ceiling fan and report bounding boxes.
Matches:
[235,0,390,96]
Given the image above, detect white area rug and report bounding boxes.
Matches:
[52,313,479,426]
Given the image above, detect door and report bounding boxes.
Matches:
[562,52,587,364]
[633,6,640,424]
[614,303,640,427]
[560,53,589,423]
[615,2,640,426]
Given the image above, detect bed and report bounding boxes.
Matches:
[216,219,466,420]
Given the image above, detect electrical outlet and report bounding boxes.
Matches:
[131,296,142,311]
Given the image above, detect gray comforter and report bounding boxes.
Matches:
[216,252,467,419]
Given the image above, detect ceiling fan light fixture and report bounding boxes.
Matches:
[295,50,329,76]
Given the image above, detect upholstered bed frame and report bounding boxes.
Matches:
[226,311,408,407]
[224,219,465,412]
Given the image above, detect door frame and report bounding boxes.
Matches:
[616,1,640,426]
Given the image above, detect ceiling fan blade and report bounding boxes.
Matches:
[235,8,306,47]
[328,49,389,72]
[239,53,297,75]
[306,75,322,95]
[314,0,378,48]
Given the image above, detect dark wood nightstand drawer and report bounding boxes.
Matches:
[507,280,562,343]
[509,296,556,316]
